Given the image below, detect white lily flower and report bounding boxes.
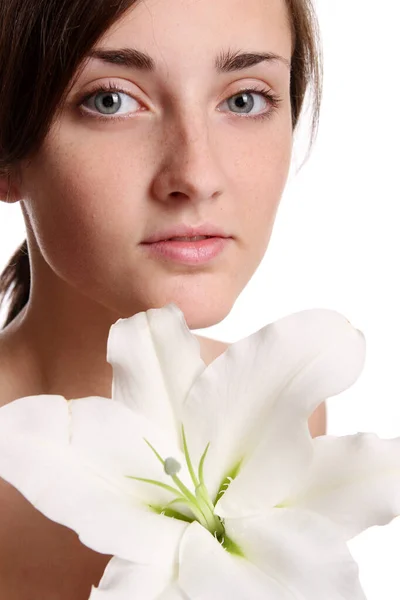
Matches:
[0,304,397,599]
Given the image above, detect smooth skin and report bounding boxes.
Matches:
[0,0,325,597]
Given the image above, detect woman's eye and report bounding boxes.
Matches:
[80,88,140,117]
[78,85,280,121]
[220,90,272,116]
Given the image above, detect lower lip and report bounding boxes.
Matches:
[141,237,231,265]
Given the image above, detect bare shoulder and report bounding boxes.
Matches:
[0,327,43,407]
[308,401,327,437]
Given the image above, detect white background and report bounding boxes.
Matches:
[0,1,399,597]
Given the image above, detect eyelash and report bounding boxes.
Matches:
[77,81,283,123]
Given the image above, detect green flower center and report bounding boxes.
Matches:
[125,425,244,556]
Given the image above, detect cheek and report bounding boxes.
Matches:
[233,126,292,252]
[23,145,142,286]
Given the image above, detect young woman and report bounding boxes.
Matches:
[0,0,326,597]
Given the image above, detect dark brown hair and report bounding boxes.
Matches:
[0,0,323,330]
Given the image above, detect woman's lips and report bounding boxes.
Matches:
[141,237,231,265]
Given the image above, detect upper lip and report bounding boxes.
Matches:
[142,224,231,243]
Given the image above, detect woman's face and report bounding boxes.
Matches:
[18,0,293,329]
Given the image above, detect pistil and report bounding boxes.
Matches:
[126,425,224,537]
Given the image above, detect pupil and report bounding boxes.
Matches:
[236,94,247,108]
[103,93,117,108]
[232,92,254,113]
[96,92,121,113]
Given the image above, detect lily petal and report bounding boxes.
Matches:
[181,309,365,510]
[107,304,206,438]
[156,586,190,600]
[89,557,184,599]
[69,396,196,508]
[276,433,400,540]
[178,521,297,600]
[225,508,368,599]
[0,395,188,566]
[215,420,313,518]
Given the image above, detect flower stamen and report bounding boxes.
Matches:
[125,425,225,537]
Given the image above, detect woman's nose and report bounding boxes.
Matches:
[150,114,225,205]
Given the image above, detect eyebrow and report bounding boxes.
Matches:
[87,47,291,73]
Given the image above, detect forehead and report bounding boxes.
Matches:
[94,0,292,75]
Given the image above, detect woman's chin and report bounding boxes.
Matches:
[131,292,234,331]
